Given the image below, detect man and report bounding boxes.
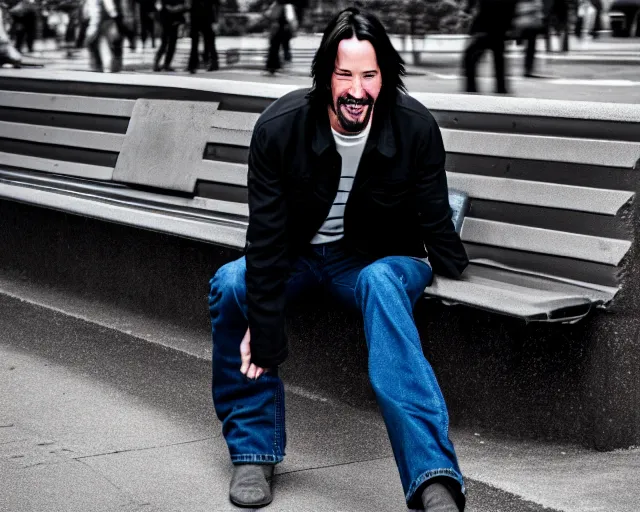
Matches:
[264,0,297,74]
[522,0,552,78]
[463,0,516,94]
[8,0,37,54]
[209,7,468,511]
[152,0,186,71]
[84,0,124,72]
[0,6,22,67]
[185,0,218,73]
[136,0,157,49]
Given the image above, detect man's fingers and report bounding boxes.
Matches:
[239,328,270,380]
[240,354,250,375]
[239,328,251,375]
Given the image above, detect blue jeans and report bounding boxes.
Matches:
[208,241,465,508]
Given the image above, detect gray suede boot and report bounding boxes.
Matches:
[229,464,274,508]
[421,482,458,511]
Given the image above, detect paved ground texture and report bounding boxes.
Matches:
[1,287,639,512]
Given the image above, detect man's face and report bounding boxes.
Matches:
[329,36,382,135]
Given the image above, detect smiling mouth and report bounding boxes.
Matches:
[342,103,366,116]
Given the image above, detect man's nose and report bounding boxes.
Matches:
[349,77,365,99]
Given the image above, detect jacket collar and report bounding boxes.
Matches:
[311,102,396,158]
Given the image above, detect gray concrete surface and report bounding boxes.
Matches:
[1,286,638,512]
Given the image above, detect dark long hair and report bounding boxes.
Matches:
[308,6,407,113]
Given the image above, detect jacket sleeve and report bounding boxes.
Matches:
[245,124,290,368]
[415,117,469,279]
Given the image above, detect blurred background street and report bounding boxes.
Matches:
[1,0,639,102]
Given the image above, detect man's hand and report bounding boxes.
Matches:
[239,327,269,380]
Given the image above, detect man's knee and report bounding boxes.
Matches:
[356,257,431,307]
[355,259,398,303]
[209,258,247,312]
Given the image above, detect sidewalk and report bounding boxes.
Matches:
[20,32,640,66]
[1,284,639,512]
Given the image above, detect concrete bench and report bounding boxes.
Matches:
[1,69,640,449]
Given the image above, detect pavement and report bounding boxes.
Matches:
[1,275,639,512]
[9,33,640,104]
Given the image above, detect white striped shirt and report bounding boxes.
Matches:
[311,122,371,244]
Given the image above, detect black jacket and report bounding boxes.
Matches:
[245,88,468,368]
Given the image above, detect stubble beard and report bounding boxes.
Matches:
[334,94,374,133]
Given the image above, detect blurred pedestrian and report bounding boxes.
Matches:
[545,0,569,52]
[153,0,186,71]
[39,0,79,57]
[264,0,297,74]
[8,0,38,53]
[137,0,156,48]
[186,0,218,73]
[463,0,517,94]
[75,0,89,47]
[84,0,124,72]
[516,0,548,77]
[115,0,137,51]
[0,4,22,66]
[292,0,306,27]
[280,1,299,63]
[587,0,602,37]
[61,0,84,57]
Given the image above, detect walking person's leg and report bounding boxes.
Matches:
[163,23,178,70]
[209,253,322,507]
[86,21,104,72]
[139,3,148,48]
[24,11,36,53]
[202,18,218,70]
[524,30,537,76]
[590,0,602,37]
[187,14,200,72]
[106,19,123,72]
[324,247,465,511]
[153,18,169,71]
[282,32,291,62]
[141,2,157,48]
[463,33,488,93]
[76,16,88,48]
[149,11,157,47]
[14,18,26,53]
[64,9,77,55]
[491,33,508,94]
[560,7,569,51]
[545,16,553,52]
[265,28,282,74]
